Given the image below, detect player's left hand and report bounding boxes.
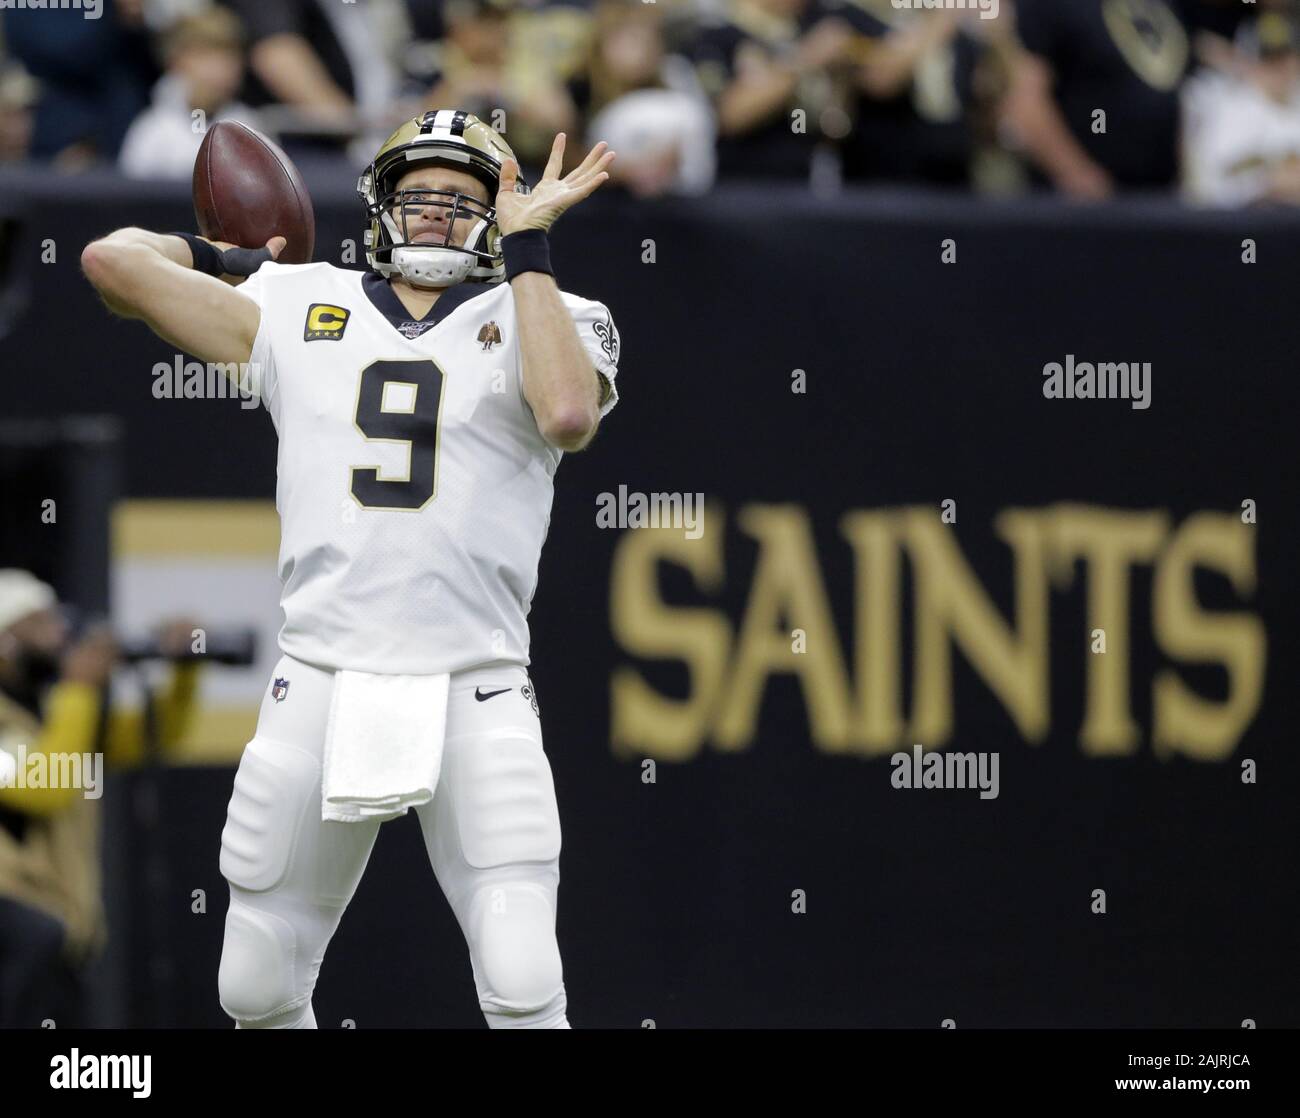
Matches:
[495,134,616,236]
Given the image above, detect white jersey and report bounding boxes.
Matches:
[236,261,621,674]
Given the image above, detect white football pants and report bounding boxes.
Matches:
[216,654,568,1029]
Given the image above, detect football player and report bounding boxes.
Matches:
[80,111,621,1029]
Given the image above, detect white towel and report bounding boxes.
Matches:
[322,670,449,823]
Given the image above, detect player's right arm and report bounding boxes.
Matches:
[79,229,283,366]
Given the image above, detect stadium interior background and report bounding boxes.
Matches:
[1,0,1298,1028]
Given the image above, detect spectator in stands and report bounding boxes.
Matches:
[119,7,256,179]
[1005,0,1191,197]
[1,0,158,166]
[0,570,200,1027]
[835,3,999,188]
[572,0,714,196]
[690,0,859,183]
[0,63,37,163]
[424,0,575,169]
[222,0,408,155]
[1180,0,1268,44]
[509,0,599,90]
[1184,12,1300,206]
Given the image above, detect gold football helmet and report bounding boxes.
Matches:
[357,109,528,287]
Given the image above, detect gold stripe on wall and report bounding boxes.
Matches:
[164,706,258,764]
[113,501,280,557]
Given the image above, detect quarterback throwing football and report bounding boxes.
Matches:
[81,111,621,1029]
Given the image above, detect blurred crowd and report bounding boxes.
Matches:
[1,0,1299,206]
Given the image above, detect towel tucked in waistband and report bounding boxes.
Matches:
[321,670,449,823]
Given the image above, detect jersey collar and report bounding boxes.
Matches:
[362,272,496,339]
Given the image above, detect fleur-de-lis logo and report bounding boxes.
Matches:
[592,311,619,365]
[521,679,540,717]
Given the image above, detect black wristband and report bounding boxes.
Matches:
[170,232,223,276]
[501,228,554,281]
[169,233,273,278]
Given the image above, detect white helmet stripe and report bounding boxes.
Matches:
[421,109,460,140]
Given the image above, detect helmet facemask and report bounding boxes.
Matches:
[372,183,498,289]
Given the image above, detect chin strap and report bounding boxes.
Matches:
[380,211,493,288]
[403,275,448,292]
[390,246,473,287]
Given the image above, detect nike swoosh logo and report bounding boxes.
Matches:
[474,686,512,702]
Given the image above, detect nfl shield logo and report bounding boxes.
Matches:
[271,677,290,703]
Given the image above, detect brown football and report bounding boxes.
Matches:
[192,121,315,265]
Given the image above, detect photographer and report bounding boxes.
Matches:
[0,569,201,1028]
